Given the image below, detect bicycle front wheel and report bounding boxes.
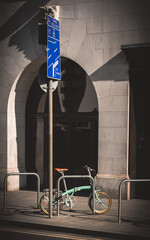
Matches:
[40,192,63,215]
[88,190,111,214]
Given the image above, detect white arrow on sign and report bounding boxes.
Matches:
[53,60,58,77]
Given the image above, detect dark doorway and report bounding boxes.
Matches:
[130,76,150,199]
[25,57,98,190]
[52,112,98,189]
[122,44,150,199]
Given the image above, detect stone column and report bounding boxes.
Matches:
[93,80,129,198]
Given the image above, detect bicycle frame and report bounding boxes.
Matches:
[57,185,102,206]
[61,185,92,197]
[58,166,93,193]
[56,174,95,215]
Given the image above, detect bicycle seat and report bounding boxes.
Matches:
[55,168,68,172]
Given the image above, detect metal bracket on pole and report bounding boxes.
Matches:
[57,175,95,216]
[4,172,40,211]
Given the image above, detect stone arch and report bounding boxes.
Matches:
[7,56,46,190]
[25,57,99,189]
[7,55,99,190]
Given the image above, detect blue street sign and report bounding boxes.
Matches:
[47,16,61,80]
[48,26,59,40]
[48,16,59,30]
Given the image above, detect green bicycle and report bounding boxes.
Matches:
[40,165,111,215]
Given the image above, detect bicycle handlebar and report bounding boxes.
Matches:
[83,165,96,172]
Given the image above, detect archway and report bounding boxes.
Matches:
[7,56,46,190]
[25,57,99,189]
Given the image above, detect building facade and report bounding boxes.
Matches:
[0,0,150,198]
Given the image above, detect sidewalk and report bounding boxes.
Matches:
[0,190,150,239]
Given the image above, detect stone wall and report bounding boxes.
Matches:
[56,0,150,197]
[0,0,150,196]
[0,0,47,190]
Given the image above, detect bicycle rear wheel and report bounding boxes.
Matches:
[40,191,63,215]
[88,190,111,214]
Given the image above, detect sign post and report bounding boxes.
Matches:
[47,15,61,218]
[48,80,53,218]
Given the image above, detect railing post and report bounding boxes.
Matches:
[36,173,40,208]
[4,172,40,211]
[118,180,126,223]
[57,175,62,216]
[92,179,95,214]
[118,179,150,223]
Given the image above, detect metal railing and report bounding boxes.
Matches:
[118,179,150,223]
[4,172,40,211]
[57,175,95,216]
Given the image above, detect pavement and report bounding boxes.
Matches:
[0,190,150,239]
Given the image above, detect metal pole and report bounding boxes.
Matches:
[4,175,7,211]
[48,80,53,218]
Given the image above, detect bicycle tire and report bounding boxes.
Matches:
[40,191,64,215]
[88,190,111,214]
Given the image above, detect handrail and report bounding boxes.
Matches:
[4,172,40,211]
[57,175,95,216]
[118,179,150,223]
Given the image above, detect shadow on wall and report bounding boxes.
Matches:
[0,0,49,60]
[90,51,129,82]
